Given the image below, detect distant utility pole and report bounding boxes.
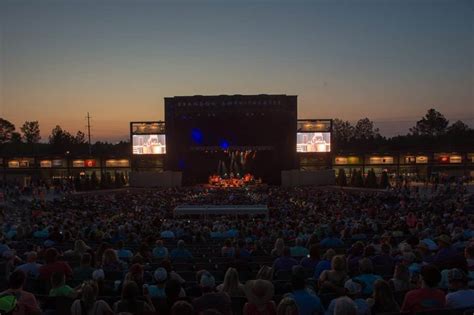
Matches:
[86,112,92,155]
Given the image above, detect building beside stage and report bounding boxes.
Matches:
[1,151,474,187]
[1,94,473,186]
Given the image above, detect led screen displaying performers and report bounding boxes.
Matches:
[296,132,331,152]
[132,134,166,154]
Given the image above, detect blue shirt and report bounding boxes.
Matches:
[290,289,324,315]
[320,237,344,248]
[353,274,382,295]
[148,285,166,298]
[170,248,193,260]
[116,249,133,259]
[291,246,309,257]
[273,256,298,272]
[160,230,175,239]
[152,246,169,259]
[326,297,370,315]
[314,260,331,279]
[0,244,10,256]
[15,262,42,278]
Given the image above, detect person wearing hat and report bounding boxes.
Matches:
[192,272,232,315]
[242,279,276,315]
[445,268,474,309]
[326,279,369,315]
[0,270,41,315]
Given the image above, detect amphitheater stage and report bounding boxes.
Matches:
[173,204,268,218]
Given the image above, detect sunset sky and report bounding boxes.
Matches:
[1,0,472,142]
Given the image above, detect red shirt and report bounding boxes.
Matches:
[401,288,446,313]
[39,261,73,281]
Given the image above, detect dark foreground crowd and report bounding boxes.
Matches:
[0,182,473,315]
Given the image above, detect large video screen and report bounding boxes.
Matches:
[296,132,331,152]
[132,134,166,154]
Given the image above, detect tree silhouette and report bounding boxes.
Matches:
[410,108,449,136]
[21,121,41,144]
[354,118,380,140]
[448,120,470,135]
[332,119,354,146]
[10,132,23,144]
[0,118,16,143]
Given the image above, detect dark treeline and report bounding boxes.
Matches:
[0,108,473,156]
[332,108,473,152]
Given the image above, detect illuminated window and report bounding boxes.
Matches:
[40,160,52,168]
[8,161,19,168]
[72,160,85,168]
[450,155,462,164]
[335,157,348,165]
[415,156,428,164]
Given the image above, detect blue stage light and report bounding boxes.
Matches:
[219,139,230,150]
[191,128,203,144]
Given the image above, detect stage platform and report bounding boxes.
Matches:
[174,204,268,217]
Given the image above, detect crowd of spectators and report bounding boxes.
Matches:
[0,181,473,315]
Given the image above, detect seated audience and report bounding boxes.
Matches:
[216,268,245,297]
[288,266,324,315]
[15,251,42,279]
[49,271,76,298]
[193,272,232,315]
[319,255,349,295]
[70,280,112,315]
[445,268,474,309]
[170,240,194,261]
[367,279,400,314]
[152,240,169,259]
[113,281,155,314]
[273,247,298,272]
[352,258,382,296]
[73,253,95,282]
[300,244,320,270]
[0,270,41,315]
[401,264,445,313]
[243,279,277,315]
[39,248,73,281]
